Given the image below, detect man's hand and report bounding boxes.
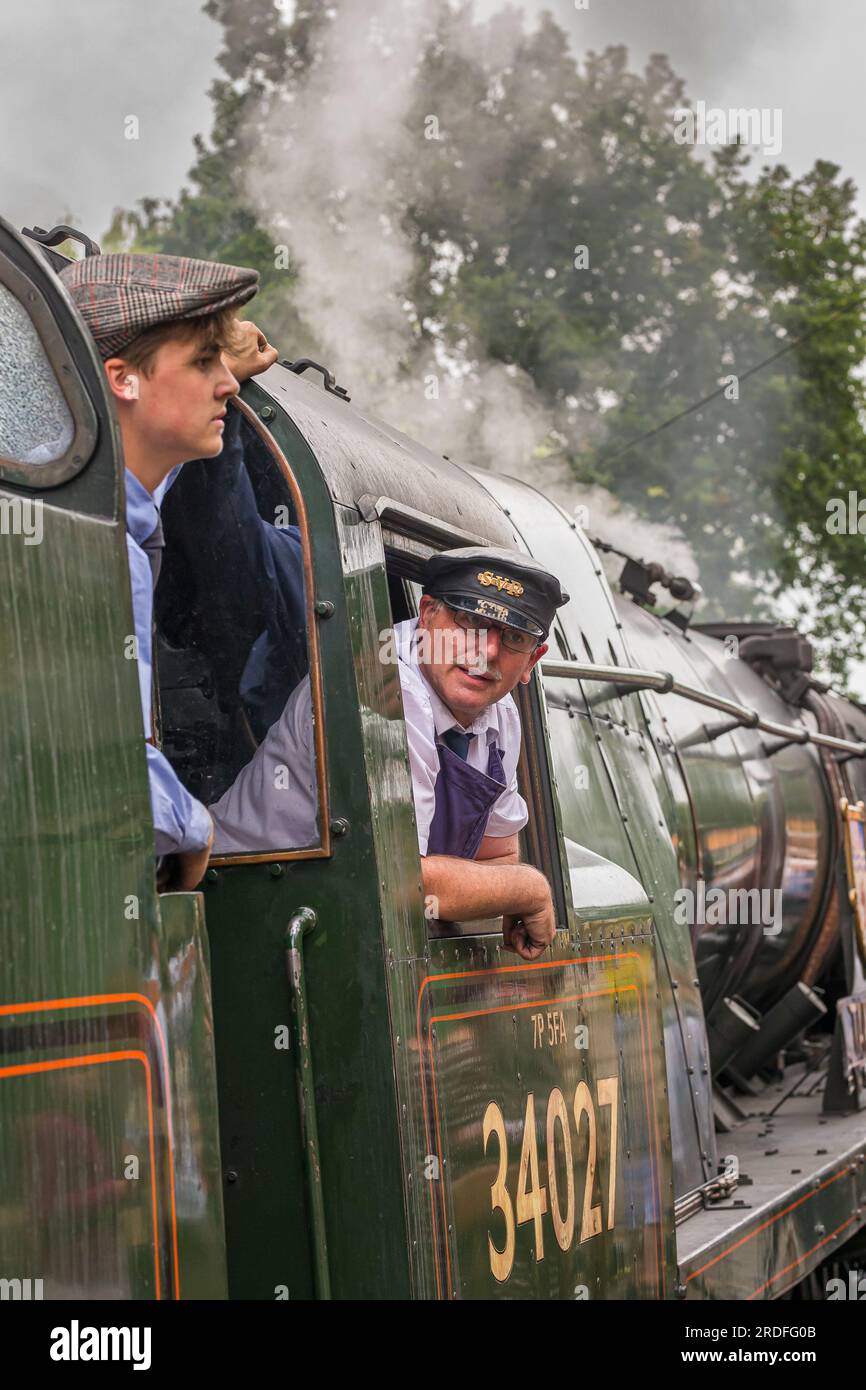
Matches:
[223,320,279,383]
[502,882,556,960]
[500,889,556,956]
[157,819,214,893]
[421,855,557,958]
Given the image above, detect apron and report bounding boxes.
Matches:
[427,735,507,860]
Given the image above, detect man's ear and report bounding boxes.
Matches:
[418,593,438,627]
[519,641,548,684]
[104,356,141,404]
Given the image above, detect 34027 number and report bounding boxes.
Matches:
[482,1078,618,1281]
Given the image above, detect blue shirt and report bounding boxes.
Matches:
[125,466,213,856]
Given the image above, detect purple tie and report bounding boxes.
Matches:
[442,728,475,761]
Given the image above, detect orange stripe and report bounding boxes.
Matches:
[415,953,641,1297]
[0,1049,162,1299]
[632,962,663,1294]
[0,992,181,1298]
[426,986,643,1300]
[430,987,629,1025]
[414,956,631,1289]
[686,1167,851,1283]
[747,1214,860,1299]
[417,952,660,1299]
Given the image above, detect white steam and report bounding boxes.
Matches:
[242,0,699,583]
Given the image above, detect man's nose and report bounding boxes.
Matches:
[482,625,502,660]
[218,364,240,398]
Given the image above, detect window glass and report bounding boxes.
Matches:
[0,282,74,465]
[155,407,320,855]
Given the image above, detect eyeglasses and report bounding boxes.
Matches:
[447,605,541,654]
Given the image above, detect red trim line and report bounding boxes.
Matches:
[416,952,663,1300]
[0,992,181,1297]
[0,1050,162,1298]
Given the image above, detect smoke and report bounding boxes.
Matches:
[242,0,554,471]
[241,0,698,579]
[572,483,699,586]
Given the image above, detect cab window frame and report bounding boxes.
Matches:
[0,247,98,490]
[383,532,568,939]
[156,394,332,866]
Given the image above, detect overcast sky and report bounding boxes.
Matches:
[3,0,866,242]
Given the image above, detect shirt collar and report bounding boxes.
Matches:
[124,464,182,546]
[396,616,500,740]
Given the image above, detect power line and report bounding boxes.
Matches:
[599,294,866,467]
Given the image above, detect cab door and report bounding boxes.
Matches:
[332,500,676,1300]
[0,218,226,1299]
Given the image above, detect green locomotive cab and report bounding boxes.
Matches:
[2,217,866,1302]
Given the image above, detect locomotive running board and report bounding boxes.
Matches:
[676,1068,866,1298]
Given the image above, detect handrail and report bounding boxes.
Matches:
[358,494,492,550]
[286,907,332,1299]
[540,658,866,759]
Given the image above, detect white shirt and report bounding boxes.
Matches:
[393,618,528,854]
[209,673,318,853]
[209,617,528,855]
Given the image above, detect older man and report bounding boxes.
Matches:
[210,545,569,959]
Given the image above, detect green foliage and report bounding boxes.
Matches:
[112,0,866,681]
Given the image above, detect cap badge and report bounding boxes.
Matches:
[477,570,524,597]
[476,597,510,622]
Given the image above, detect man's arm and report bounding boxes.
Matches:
[421,854,555,960]
[474,833,520,865]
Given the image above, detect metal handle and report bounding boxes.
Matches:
[285,907,331,1299]
[282,357,350,401]
[22,223,102,258]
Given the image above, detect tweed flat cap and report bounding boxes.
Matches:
[59,252,259,359]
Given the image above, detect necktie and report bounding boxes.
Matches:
[141,512,165,746]
[442,728,475,761]
[141,513,165,588]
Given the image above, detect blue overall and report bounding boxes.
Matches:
[427,734,507,860]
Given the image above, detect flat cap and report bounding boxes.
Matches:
[59,251,259,360]
[424,546,569,639]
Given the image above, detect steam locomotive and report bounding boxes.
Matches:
[1,217,864,1300]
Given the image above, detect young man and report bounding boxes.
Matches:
[210,545,569,960]
[60,251,277,889]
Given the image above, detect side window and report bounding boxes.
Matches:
[0,250,97,490]
[0,282,73,466]
[154,399,328,860]
[385,553,564,936]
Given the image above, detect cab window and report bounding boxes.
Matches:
[385,553,565,937]
[154,398,329,860]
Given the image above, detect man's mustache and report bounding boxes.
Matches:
[463,663,502,682]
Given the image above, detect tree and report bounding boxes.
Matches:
[111,0,866,682]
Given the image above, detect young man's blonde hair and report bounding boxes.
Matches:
[120,305,244,377]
